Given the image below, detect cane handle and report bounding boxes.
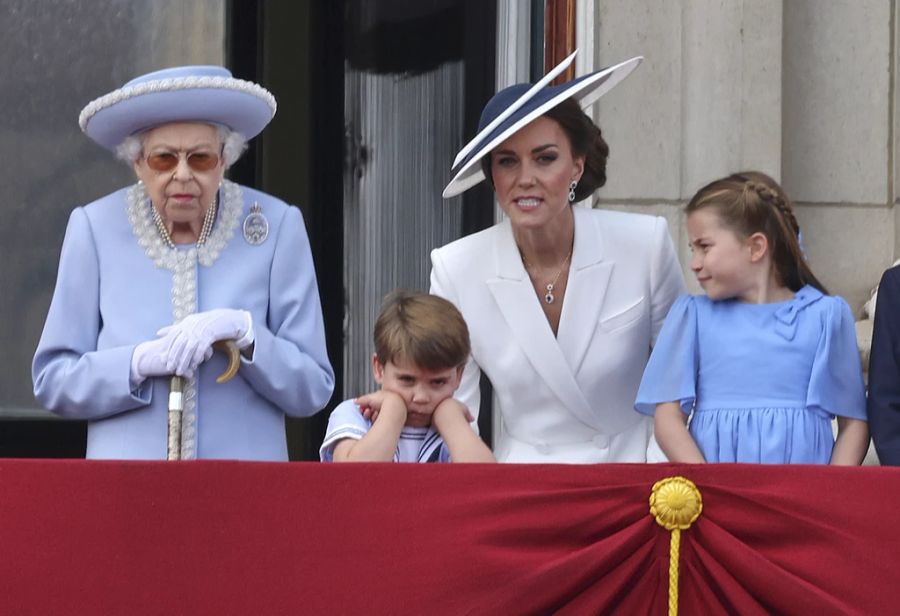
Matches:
[213,339,241,383]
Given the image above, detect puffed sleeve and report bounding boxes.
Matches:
[635,294,698,416]
[430,247,482,423]
[32,207,152,418]
[869,267,900,464]
[319,399,370,461]
[648,216,687,345]
[807,296,867,421]
[238,206,335,416]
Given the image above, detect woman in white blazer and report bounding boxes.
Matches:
[431,52,685,463]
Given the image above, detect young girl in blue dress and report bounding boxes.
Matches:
[635,171,869,464]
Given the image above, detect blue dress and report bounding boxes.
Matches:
[635,286,866,463]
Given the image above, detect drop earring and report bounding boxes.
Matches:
[568,180,578,203]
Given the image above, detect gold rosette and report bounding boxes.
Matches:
[650,476,703,530]
[649,476,703,616]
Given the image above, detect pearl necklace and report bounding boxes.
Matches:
[151,198,218,249]
[523,249,572,304]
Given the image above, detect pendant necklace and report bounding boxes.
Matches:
[524,249,572,304]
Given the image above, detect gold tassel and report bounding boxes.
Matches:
[649,476,703,616]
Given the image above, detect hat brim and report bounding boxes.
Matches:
[442,55,642,199]
[451,50,578,169]
[80,74,276,150]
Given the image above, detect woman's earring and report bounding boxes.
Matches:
[568,180,578,203]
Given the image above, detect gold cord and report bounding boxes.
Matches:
[649,476,703,616]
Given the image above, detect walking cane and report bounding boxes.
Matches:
[167,339,241,460]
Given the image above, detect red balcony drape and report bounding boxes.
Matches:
[0,460,897,614]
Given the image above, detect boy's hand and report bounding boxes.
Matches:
[335,391,410,463]
[356,390,407,423]
[431,398,474,429]
[431,398,495,463]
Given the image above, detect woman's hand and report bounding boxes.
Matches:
[131,335,177,384]
[157,309,253,378]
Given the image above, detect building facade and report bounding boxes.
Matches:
[4,0,893,459]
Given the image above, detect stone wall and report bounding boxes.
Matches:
[590,0,896,314]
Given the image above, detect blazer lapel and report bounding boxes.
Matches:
[486,220,602,431]
[557,207,613,374]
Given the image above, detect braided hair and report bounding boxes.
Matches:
[685,171,828,294]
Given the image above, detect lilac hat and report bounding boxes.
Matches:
[442,51,642,198]
[78,65,277,150]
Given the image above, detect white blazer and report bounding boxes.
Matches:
[430,207,685,463]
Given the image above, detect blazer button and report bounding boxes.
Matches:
[535,441,551,455]
[593,434,610,449]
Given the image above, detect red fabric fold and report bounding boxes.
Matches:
[0,461,897,614]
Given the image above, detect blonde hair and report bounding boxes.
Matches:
[374,290,470,370]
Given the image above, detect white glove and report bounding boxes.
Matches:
[157,309,253,378]
[131,335,176,385]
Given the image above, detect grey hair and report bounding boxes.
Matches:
[115,135,143,165]
[217,125,249,167]
[115,123,248,169]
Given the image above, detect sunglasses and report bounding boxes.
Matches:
[145,150,221,173]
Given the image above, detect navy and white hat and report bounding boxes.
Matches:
[442,51,642,198]
[79,65,277,150]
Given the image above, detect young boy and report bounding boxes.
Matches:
[320,290,495,463]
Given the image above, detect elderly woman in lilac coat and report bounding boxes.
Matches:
[32,66,334,459]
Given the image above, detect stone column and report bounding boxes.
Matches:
[783,0,893,309]
[592,0,783,285]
